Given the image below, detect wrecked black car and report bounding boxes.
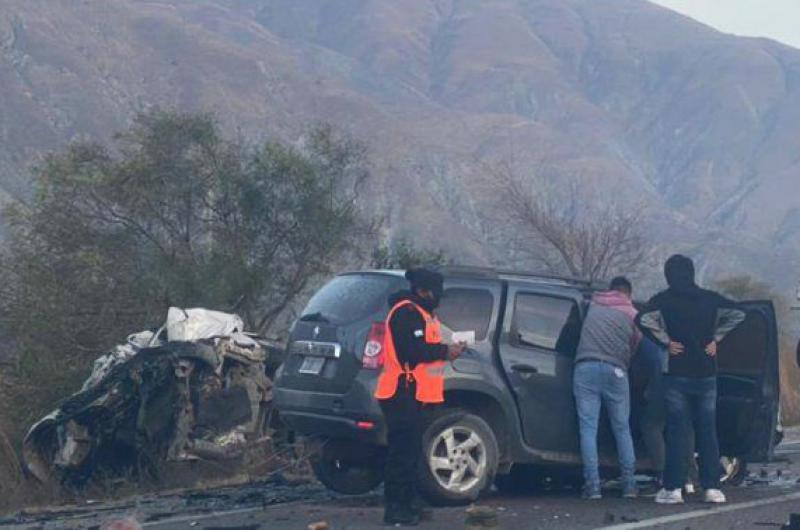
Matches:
[23,308,281,486]
[275,268,780,504]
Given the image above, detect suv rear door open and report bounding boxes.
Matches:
[499,286,583,455]
[716,300,780,462]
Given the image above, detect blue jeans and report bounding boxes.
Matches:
[573,360,636,487]
[663,375,720,490]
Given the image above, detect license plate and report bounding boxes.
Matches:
[299,356,326,375]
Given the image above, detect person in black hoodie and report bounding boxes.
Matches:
[378,268,465,526]
[637,255,745,505]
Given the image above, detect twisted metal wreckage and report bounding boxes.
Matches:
[23,308,284,486]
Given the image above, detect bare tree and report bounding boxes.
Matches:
[487,163,650,282]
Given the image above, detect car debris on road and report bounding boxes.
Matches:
[465,505,498,528]
[22,307,283,486]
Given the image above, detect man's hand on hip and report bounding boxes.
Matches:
[668,341,685,356]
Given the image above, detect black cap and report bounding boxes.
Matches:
[405,268,444,296]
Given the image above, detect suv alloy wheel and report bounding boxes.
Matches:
[418,409,499,505]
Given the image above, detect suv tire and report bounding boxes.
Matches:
[418,409,499,505]
[309,439,384,495]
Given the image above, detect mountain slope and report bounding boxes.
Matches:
[0,0,798,289]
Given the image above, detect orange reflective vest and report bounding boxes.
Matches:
[374,300,446,404]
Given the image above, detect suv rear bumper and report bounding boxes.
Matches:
[274,371,386,445]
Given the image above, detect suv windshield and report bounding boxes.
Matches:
[301,274,402,325]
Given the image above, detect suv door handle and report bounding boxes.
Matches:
[511,364,539,374]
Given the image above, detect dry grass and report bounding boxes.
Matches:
[0,422,63,516]
[0,374,31,512]
[0,425,22,483]
[780,346,800,425]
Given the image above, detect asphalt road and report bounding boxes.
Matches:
[6,439,800,530]
[112,484,800,530]
[139,489,800,530]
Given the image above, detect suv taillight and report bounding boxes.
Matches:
[362,322,386,369]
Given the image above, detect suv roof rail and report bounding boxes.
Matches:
[437,265,602,288]
[435,265,501,279]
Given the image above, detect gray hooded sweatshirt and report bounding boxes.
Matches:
[576,290,642,370]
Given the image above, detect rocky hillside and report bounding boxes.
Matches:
[1,0,798,291]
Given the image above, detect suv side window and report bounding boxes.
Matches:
[512,293,580,355]
[437,288,494,341]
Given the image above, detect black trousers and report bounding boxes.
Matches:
[380,382,424,509]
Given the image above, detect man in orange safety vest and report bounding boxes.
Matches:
[375,268,465,526]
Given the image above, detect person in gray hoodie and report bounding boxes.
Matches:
[573,276,642,499]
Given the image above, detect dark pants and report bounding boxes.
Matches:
[663,376,720,490]
[380,382,424,511]
[635,340,698,484]
[640,396,699,485]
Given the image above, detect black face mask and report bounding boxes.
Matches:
[412,289,441,311]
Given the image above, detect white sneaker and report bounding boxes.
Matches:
[655,488,684,504]
[704,489,727,504]
[684,483,695,495]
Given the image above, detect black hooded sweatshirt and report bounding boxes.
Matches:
[636,256,745,378]
[387,290,449,369]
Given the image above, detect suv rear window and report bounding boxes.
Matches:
[301,274,401,325]
[438,288,494,341]
[512,293,580,355]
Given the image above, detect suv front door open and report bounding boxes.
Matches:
[499,287,583,455]
[716,300,780,462]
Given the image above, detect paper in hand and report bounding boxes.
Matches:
[451,330,476,346]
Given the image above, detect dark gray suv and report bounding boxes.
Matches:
[274,267,779,504]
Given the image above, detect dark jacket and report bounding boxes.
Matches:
[387,290,448,369]
[630,337,668,402]
[636,256,745,378]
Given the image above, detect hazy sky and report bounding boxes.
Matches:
[650,0,800,49]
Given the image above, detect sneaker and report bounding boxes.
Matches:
[704,489,727,504]
[684,483,695,495]
[655,488,684,504]
[581,483,602,500]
